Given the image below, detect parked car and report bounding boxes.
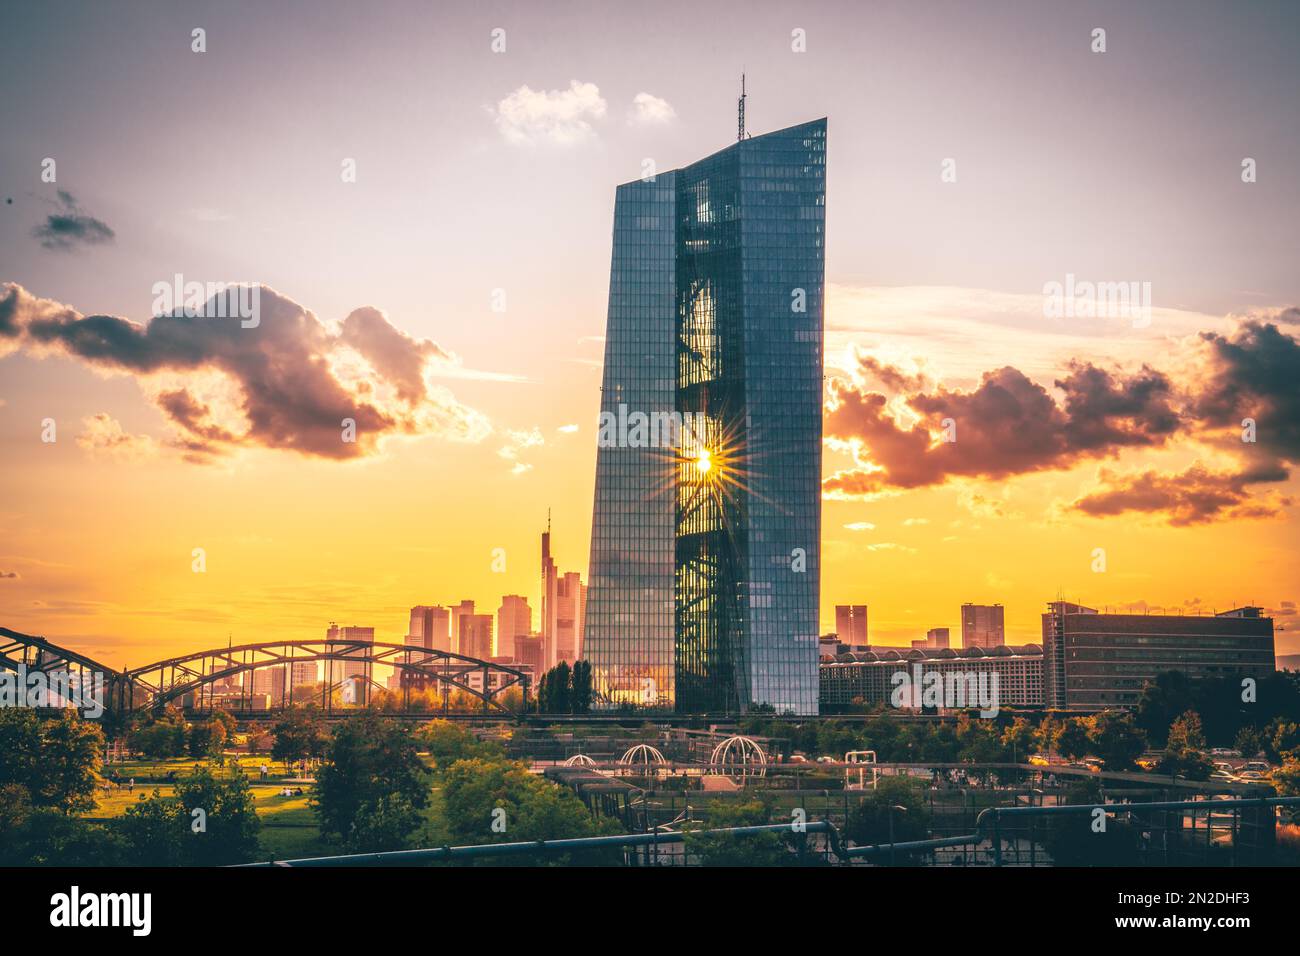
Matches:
[1237,770,1268,781]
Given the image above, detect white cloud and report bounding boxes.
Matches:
[76,414,158,463]
[630,92,676,125]
[557,424,579,434]
[494,81,607,146]
[843,521,876,531]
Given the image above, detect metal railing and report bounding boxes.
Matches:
[238,795,1300,867]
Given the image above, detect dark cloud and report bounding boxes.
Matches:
[1072,463,1291,526]
[339,306,450,404]
[32,190,115,251]
[1193,319,1300,462]
[824,362,1182,497]
[1055,362,1180,452]
[156,389,238,445]
[0,570,19,580]
[0,283,489,461]
[824,317,1300,526]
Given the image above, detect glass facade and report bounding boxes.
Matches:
[586,119,826,715]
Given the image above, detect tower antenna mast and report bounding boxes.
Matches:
[738,73,746,141]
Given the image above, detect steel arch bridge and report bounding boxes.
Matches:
[0,626,133,714]
[0,627,531,718]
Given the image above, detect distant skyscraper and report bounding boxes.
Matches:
[407,605,450,652]
[460,614,494,661]
[835,605,869,647]
[925,627,951,649]
[497,595,531,659]
[325,624,374,702]
[514,633,545,674]
[961,604,1005,648]
[541,522,558,667]
[539,520,585,669]
[449,600,475,656]
[252,665,286,703]
[584,115,827,714]
[290,660,318,688]
[552,572,586,665]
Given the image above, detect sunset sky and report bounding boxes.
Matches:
[2,0,1298,668]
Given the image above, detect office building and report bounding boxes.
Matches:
[407,605,450,652]
[924,627,951,649]
[514,634,546,674]
[497,596,531,660]
[251,665,286,704]
[820,645,1044,710]
[460,614,494,661]
[553,572,586,666]
[584,113,827,714]
[1041,602,1276,710]
[835,605,869,648]
[325,624,374,702]
[961,604,1005,648]
[449,600,475,657]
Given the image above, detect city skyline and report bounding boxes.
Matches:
[3,0,1299,672]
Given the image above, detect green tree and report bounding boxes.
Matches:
[1167,710,1206,751]
[1135,671,1196,746]
[119,766,261,866]
[0,709,103,813]
[844,777,931,864]
[1158,711,1213,780]
[1266,720,1300,762]
[129,715,187,759]
[313,713,431,852]
[271,707,328,769]
[1234,725,1263,759]
[1055,718,1091,761]
[188,719,228,759]
[570,660,593,714]
[439,757,619,863]
[0,784,127,866]
[683,798,806,866]
[956,714,1009,764]
[417,720,501,769]
[538,662,573,714]
[1001,717,1038,763]
[1086,711,1147,771]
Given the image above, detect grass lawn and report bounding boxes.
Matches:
[85,752,454,862]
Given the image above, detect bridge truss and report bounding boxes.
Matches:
[1,627,531,718]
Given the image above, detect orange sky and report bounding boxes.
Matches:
[3,2,1298,667]
[1,282,1296,668]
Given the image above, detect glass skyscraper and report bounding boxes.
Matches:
[584,118,826,715]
